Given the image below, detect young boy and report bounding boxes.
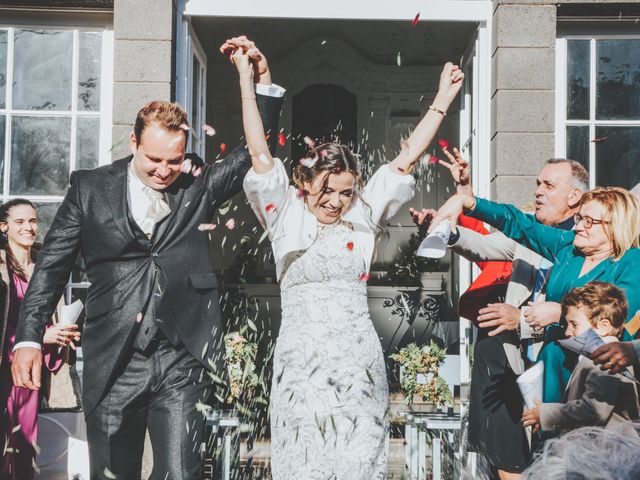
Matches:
[522,281,639,434]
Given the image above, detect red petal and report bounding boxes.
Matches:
[265,203,277,213]
[358,273,371,282]
[427,154,440,165]
[411,12,420,26]
[220,143,227,155]
[346,242,354,251]
[437,139,450,149]
[278,132,286,147]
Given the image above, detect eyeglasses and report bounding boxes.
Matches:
[574,212,610,229]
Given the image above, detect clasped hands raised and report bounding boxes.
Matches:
[219,35,271,84]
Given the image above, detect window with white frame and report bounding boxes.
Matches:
[556,36,640,190]
[0,26,112,232]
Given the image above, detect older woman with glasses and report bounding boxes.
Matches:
[429,187,640,405]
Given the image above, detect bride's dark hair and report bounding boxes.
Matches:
[292,142,379,230]
[292,142,363,195]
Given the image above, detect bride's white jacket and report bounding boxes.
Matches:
[243,158,415,280]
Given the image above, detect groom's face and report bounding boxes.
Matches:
[130,123,186,190]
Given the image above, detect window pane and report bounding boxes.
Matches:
[10,116,70,195]
[594,127,640,188]
[566,126,589,171]
[33,202,61,240]
[78,32,102,111]
[0,30,7,109]
[596,40,640,120]
[13,30,73,111]
[76,116,100,170]
[0,115,4,190]
[567,40,590,120]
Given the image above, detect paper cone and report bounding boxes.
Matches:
[517,361,544,409]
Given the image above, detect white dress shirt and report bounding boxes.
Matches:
[243,158,416,280]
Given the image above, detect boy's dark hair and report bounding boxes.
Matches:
[561,281,628,336]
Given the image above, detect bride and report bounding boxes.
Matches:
[227,44,463,479]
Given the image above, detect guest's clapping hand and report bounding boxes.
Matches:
[522,401,542,433]
[524,301,562,333]
[43,323,81,350]
[591,342,639,374]
[477,303,520,336]
[219,35,271,84]
[439,147,471,195]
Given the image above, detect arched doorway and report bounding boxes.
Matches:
[291,84,357,161]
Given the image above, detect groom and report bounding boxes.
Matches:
[12,36,284,479]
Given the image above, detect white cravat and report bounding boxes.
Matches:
[140,186,170,237]
[128,163,170,237]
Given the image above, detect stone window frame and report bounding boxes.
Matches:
[555,34,640,189]
[0,22,113,231]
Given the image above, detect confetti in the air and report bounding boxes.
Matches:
[179,124,190,132]
[220,143,227,155]
[321,40,327,46]
[278,132,286,147]
[300,157,318,169]
[303,136,316,148]
[411,13,420,26]
[438,139,450,149]
[590,137,608,143]
[359,273,371,282]
[426,153,440,165]
[396,51,403,66]
[202,124,216,136]
[346,242,354,251]
[265,203,277,213]
[192,166,202,177]
[225,218,236,230]
[198,223,217,231]
[180,158,192,174]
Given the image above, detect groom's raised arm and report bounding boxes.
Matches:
[204,36,284,204]
[13,171,83,389]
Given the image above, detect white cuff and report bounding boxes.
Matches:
[255,83,286,98]
[13,341,42,352]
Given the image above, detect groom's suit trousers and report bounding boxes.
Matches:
[85,336,212,480]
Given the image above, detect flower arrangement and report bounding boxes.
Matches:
[224,332,259,403]
[390,341,453,407]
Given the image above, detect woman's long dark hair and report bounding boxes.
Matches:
[0,198,37,280]
[292,142,380,231]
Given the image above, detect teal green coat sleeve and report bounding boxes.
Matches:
[612,249,640,340]
[468,197,575,262]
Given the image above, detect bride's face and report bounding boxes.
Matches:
[303,170,356,224]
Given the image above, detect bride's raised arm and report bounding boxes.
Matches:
[389,62,464,176]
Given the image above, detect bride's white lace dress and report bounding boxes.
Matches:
[270,221,389,480]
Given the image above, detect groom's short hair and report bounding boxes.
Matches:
[134,100,190,146]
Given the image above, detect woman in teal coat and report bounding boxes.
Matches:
[430,187,640,404]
